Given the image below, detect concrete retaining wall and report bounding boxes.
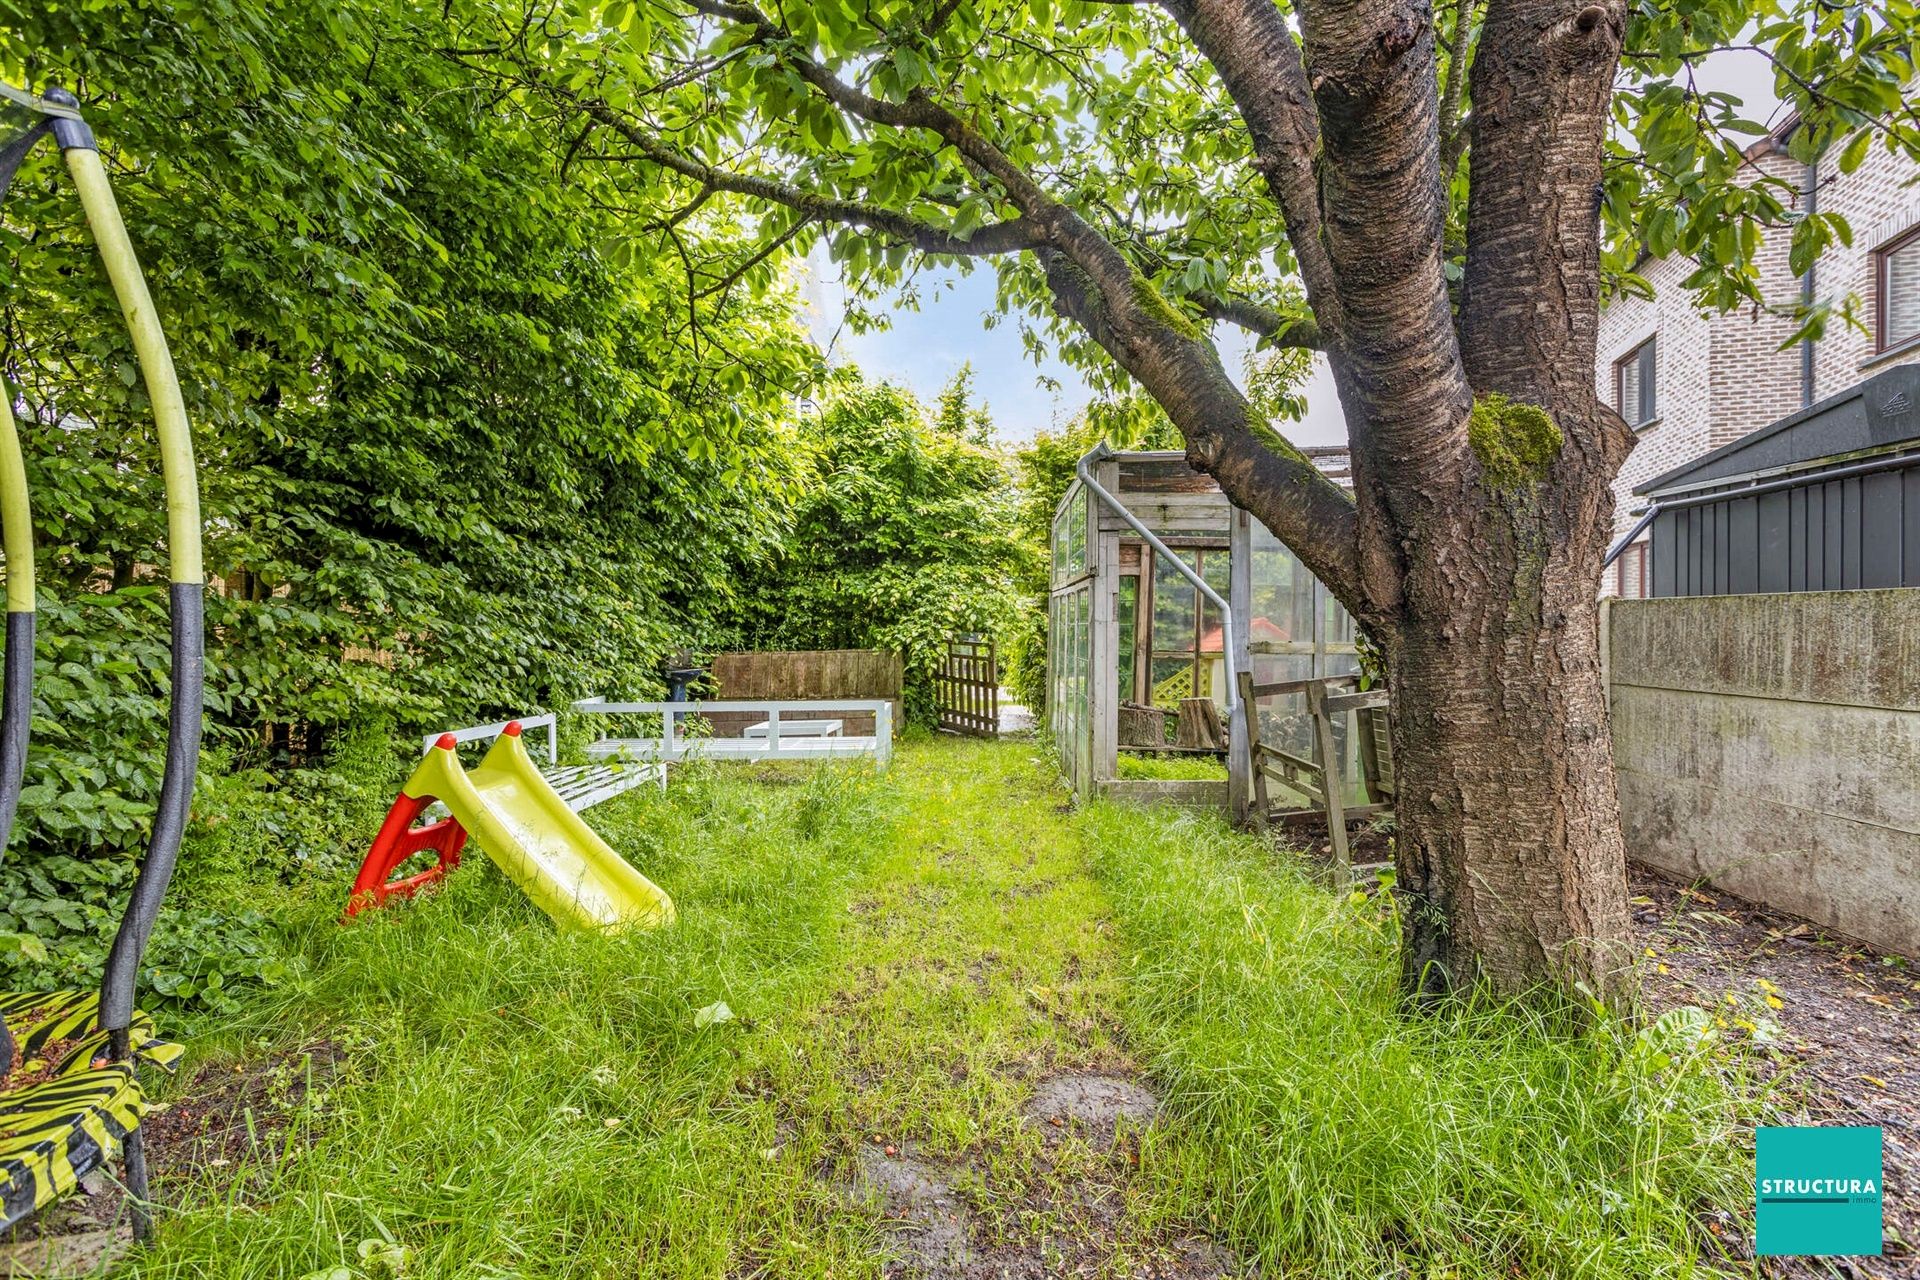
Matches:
[1608,590,1920,956]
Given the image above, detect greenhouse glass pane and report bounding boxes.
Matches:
[1052,491,1090,586]
[1248,523,1314,648]
[1063,492,1087,580]
[1198,548,1231,661]
[1323,585,1357,650]
[1151,550,1197,653]
[1116,576,1139,704]
[1150,655,1195,709]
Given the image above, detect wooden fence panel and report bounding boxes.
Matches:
[935,636,999,737]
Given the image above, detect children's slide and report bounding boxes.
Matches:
[348,723,674,928]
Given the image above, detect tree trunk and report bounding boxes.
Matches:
[1381,398,1631,1005]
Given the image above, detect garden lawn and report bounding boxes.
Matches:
[128,738,1752,1278]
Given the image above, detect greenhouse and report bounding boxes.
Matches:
[1047,445,1364,819]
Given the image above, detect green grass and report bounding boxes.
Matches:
[135,761,896,1277]
[1114,752,1228,780]
[1084,801,1752,1279]
[130,740,1754,1278]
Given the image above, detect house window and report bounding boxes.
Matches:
[1614,540,1649,599]
[1614,337,1657,428]
[1879,227,1920,352]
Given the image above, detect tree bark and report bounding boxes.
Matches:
[1364,0,1637,1004]
[1380,413,1631,1003]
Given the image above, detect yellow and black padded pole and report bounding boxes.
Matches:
[45,86,205,1238]
[0,391,32,855]
[0,394,32,1079]
[0,85,54,1082]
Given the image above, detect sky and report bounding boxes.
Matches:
[796,47,1781,448]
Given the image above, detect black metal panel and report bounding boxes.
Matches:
[1803,483,1825,591]
[1648,454,1920,597]
[1728,502,1743,598]
[1842,476,1863,591]
[1907,466,1920,589]
[1827,477,1843,587]
[1786,486,1807,592]
[1755,491,1788,594]
[1652,509,1679,596]
[1861,471,1903,588]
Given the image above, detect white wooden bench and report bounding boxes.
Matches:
[424,713,665,811]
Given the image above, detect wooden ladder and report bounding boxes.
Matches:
[1235,672,1393,881]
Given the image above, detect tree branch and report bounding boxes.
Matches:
[681,0,1051,206]
[552,7,1374,609]
[1437,0,1475,172]
[1191,293,1322,349]
[1461,0,1634,473]
[1039,251,1369,624]
[1157,0,1344,340]
[574,98,1048,257]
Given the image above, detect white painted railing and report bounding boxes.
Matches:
[571,698,893,768]
[422,712,558,765]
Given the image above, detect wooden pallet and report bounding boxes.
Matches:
[543,761,665,811]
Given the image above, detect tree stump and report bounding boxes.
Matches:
[1174,698,1224,750]
[1118,702,1168,748]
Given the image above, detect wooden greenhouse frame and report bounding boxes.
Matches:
[1047,445,1364,821]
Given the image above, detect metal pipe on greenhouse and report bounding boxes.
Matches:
[1073,444,1239,726]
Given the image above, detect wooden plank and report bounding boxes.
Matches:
[1245,674,1360,700]
[1307,679,1350,880]
[1237,671,1269,828]
[1254,760,1323,806]
[1267,802,1389,827]
[1255,740,1322,777]
[1116,457,1218,494]
[1322,689,1389,715]
[1360,705,1394,798]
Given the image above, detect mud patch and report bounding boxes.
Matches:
[142,1040,345,1185]
[845,1073,1230,1280]
[0,1218,126,1279]
[1022,1072,1159,1152]
[852,1145,974,1276]
[0,1041,343,1273]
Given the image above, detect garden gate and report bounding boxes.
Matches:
[935,635,999,737]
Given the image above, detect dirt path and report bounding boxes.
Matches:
[1633,866,1919,1277]
[815,738,1232,1278]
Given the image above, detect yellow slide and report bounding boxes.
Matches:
[350,723,674,929]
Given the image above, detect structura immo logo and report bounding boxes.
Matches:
[1756,1126,1883,1256]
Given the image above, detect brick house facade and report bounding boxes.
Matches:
[1595,128,1920,596]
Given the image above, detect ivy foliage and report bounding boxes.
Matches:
[0,0,823,1010]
